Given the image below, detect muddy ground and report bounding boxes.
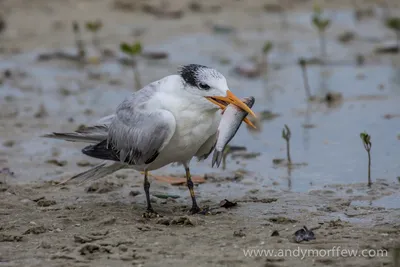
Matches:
[1,0,400,266]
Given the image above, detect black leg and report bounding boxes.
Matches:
[142,170,159,218]
[185,167,201,214]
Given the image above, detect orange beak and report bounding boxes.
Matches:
[205,90,257,129]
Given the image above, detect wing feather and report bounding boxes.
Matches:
[84,85,176,165]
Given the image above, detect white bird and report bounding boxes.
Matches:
[43,64,256,216]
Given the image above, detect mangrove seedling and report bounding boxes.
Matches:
[311,6,331,61]
[261,41,273,71]
[72,21,86,62]
[360,132,372,187]
[282,124,292,164]
[298,58,313,100]
[385,17,400,52]
[221,145,231,170]
[120,41,143,90]
[85,20,103,50]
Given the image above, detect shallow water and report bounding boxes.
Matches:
[1,9,399,209]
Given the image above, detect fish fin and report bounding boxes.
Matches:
[212,150,223,168]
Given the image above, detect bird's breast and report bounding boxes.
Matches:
[174,109,220,150]
[149,108,221,168]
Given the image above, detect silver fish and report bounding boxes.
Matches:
[212,96,255,168]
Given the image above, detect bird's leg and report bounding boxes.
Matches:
[184,166,201,214]
[142,170,159,218]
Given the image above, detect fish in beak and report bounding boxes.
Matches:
[205,90,257,128]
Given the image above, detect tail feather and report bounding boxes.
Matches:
[212,150,223,168]
[42,132,106,143]
[42,125,108,143]
[59,161,125,185]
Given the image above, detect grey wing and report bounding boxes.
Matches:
[195,132,217,161]
[83,100,176,165]
[42,80,161,144]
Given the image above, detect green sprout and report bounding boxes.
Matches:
[120,41,143,90]
[311,5,331,60]
[85,20,103,49]
[385,17,400,52]
[282,124,292,164]
[261,41,273,71]
[298,58,312,100]
[72,21,86,63]
[360,132,372,187]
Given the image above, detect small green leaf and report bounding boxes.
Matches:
[131,42,143,55]
[385,17,400,31]
[282,124,291,140]
[284,124,291,137]
[120,42,142,56]
[86,20,103,32]
[298,58,306,66]
[360,132,371,145]
[320,19,330,30]
[311,7,331,32]
[120,42,133,55]
[262,41,273,54]
[72,21,79,32]
[312,15,320,28]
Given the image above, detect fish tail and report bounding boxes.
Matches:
[212,150,223,168]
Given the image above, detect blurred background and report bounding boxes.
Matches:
[0,0,399,205]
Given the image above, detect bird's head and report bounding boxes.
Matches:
[179,64,256,123]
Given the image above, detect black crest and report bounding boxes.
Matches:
[178,64,208,87]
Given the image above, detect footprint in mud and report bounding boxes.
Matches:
[156,216,197,226]
[0,233,24,242]
[74,230,109,244]
[85,181,122,194]
[78,243,112,256]
[268,217,297,224]
[22,226,47,235]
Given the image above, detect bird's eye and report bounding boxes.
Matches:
[198,83,210,90]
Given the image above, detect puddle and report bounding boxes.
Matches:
[1,8,399,210]
[351,193,400,209]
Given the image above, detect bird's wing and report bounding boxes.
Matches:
[41,79,167,144]
[83,86,176,165]
[195,132,217,161]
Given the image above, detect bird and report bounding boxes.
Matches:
[42,64,256,217]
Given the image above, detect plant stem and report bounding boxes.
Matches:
[222,154,227,170]
[319,30,326,62]
[93,32,99,51]
[133,57,142,91]
[73,23,86,63]
[286,139,291,164]
[287,165,292,190]
[301,65,312,99]
[367,150,371,187]
[261,54,268,73]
